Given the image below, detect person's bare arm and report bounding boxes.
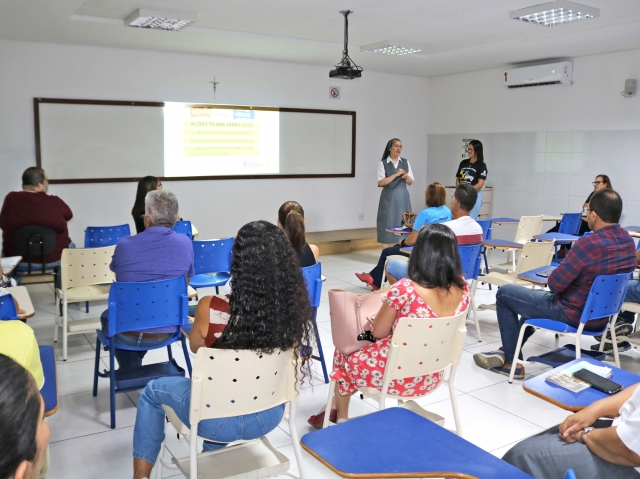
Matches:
[581,426,640,468]
[189,296,211,353]
[309,244,320,262]
[378,169,404,187]
[455,178,460,186]
[404,229,419,247]
[371,301,398,339]
[560,383,640,439]
[403,173,414,186]
[474,179,485,191]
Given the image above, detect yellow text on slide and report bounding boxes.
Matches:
[184,138,259,144]
[183,129,259,136]
[183,145,260,157]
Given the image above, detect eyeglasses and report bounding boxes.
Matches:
[592,181,603,186]
[584,208,592,213]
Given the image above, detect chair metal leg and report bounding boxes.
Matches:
[85,301,89,313]
[610,315,621,368]
[93,336,101,397]
[109,348,116,429]
[155,419,168,479]
[62,297,68,361]
[167,345,174,361]
[189,423,198,479]
[509,325,529,383]
[181,336,193,377]
[288,402,308,479]
[312,311,329,383]
[448,366,462,437]
[322,380,336,429]
[482,249,492,291]
[53,293,60,343]
[470,280,481,342]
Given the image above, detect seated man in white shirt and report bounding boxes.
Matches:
[386,184,483,283]
[504,382,640,478]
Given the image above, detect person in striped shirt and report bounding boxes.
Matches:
[474,189,636,379]
[385,184,483,284]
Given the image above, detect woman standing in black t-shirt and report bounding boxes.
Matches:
[455,139,488,220]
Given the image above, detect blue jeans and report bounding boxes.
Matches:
[100,310,172,370]
[387,258,409,282]
[369,244,410,288]
[14,242,76,289]
[470,189,482,221]
[619,280,640,325]
[496,285,573,364]
[133,376,285,464]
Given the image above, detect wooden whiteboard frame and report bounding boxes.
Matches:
[34,98,357,184]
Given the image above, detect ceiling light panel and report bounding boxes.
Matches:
[510,1,599,26]
[360,40,424,56]
[124,9,196,31]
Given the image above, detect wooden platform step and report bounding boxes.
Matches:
[306,228,383,255]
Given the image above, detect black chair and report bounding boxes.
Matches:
[12,226,59,291]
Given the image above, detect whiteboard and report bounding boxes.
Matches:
[35,99,355,182]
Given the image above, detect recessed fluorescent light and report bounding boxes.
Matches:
[124,9,196,31]
[509,1,599,26]
[360,40,424,56]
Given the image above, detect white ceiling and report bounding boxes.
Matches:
[1,0,640,77]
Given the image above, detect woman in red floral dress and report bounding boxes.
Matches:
[309,223,470,427]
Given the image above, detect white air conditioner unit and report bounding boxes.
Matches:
[503,62,573,88]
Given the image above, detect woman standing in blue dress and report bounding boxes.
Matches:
[376,138,414,244]
[455,139,487,220]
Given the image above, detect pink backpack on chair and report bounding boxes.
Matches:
[328,289,387,355]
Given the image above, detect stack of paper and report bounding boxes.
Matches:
[545,361,613,393]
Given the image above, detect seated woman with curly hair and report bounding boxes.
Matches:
[309,223,469,428]
[131,221,314,479]
[0,353,51,479]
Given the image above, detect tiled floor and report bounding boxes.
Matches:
[28,248,640,478]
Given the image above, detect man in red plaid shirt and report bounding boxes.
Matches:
[474,189,636,379]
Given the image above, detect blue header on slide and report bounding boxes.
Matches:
[233,110,255,120]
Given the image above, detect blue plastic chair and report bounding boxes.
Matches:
[84,224,131,248]
[172,220,193,240]
[476,219,493,288]
[458,243,483,341]
[551,213,583,261]
[564,469,577,479]
[190,238,234,293]
[301,262,329,383]
[0,293,18,320]
[92,276,193,428]
[509,273,631,382]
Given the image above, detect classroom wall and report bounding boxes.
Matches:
[0,39,429,243]
[427,48,640,228]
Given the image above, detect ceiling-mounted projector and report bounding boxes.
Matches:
[329,10,363,80]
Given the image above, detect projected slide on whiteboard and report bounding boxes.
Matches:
[164,103,280,177]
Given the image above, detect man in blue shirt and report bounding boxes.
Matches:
[356,182,452,290]
[100,190,194,370]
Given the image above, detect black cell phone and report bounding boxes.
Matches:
[536,268,555,278]
[572,368,623,395]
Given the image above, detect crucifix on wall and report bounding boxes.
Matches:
[209,77,220,102]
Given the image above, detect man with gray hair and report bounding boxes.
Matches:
[100,190,194,370]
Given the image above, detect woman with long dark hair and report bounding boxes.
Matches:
[0,353,50,479]
[309,223,470,427]
[376,138,414,245]
[277,201,319,267]
[131,176,161,234]
[455,139,487,220]
[131,221,314,479]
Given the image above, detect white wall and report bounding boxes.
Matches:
[427,48,640,228]
[0,40,429,244]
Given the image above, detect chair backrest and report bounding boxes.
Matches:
[301,262,322,308]
[515,241,555,274]
[513,215,543,244]
[476,219,492,241]
[0,294,18,320]
[563,469,577,479]
[60,246,116,290]
[192,238,234,275]
[383,310,467,386]
[579,273,631,324]
[106,276,189,336]
[13,226,57,263]
[84,224,130,248]
[189,348,299,425]
[172,220,193,240]
[458,243,483,281]
[558,213,582,236]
